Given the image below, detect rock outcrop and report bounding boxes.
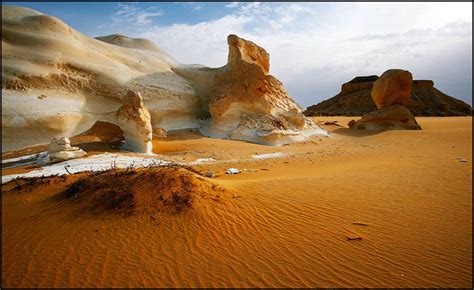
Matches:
[2,6,327,151]
[47,137,86,162]
[116,91,153,154]
[304,76,471,117]
[1,5,199,151]
[348,105,421,130]
[174,34,327,145]
[347,69,422,131]
[371,69,413,109]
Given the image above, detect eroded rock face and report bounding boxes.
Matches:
[47,137,86,162]
[371,69,413,109]
[227,34,270,74]
[348,105,421,131]
[2,6,326,150]
[175,34,328,145]
[1,6,199,152]
[116,91,153,154]
[209,35,327,145]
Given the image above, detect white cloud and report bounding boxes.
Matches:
[230,2,312,32]
[113,3,164,26]
[225,2,241,9]
[181,2,204,11]
[118,2,473,106]
[140,14,252,67]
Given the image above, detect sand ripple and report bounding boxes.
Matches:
[2,117,472,287]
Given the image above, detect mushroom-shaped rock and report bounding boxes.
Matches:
[47,137,86,162]
[348,105,421,130]
[116,91,153,154]
[371,69,413,109]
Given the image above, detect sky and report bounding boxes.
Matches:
[4,2,473,107]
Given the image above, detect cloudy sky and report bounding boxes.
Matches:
[6,2,473,107]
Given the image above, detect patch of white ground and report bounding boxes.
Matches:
[1,153,174,184]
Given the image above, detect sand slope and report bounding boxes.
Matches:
[2,117,471,287]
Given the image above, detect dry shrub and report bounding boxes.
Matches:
[63,166,224,215]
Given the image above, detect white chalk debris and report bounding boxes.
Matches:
[2,151,48,166]
[226,168,240,175]
[190,158,217,165]
[2,153,174,184]
[251,152,285,159]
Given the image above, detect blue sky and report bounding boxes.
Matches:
[2,2,239,36]
[3,2,473,107]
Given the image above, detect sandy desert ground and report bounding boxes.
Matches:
[1,116,472,288]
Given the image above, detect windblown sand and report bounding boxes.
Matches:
[2,117,472,287]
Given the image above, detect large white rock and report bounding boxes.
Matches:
[174,35,328,145]
[116,91,153,154]
[47,137,86,162]
[47,137,71,153]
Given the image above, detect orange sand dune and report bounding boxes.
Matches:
[2,117,472,288]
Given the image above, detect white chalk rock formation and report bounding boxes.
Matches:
[47,137,86,162]
[1,6,199,151]
[116,91,153,154]
[174,35,328,145]
[2,6,327,150]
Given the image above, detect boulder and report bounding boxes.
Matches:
[47,137,86,162]
[371,69,413,109]
[116,91,153,154]
[348,105,421,130]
